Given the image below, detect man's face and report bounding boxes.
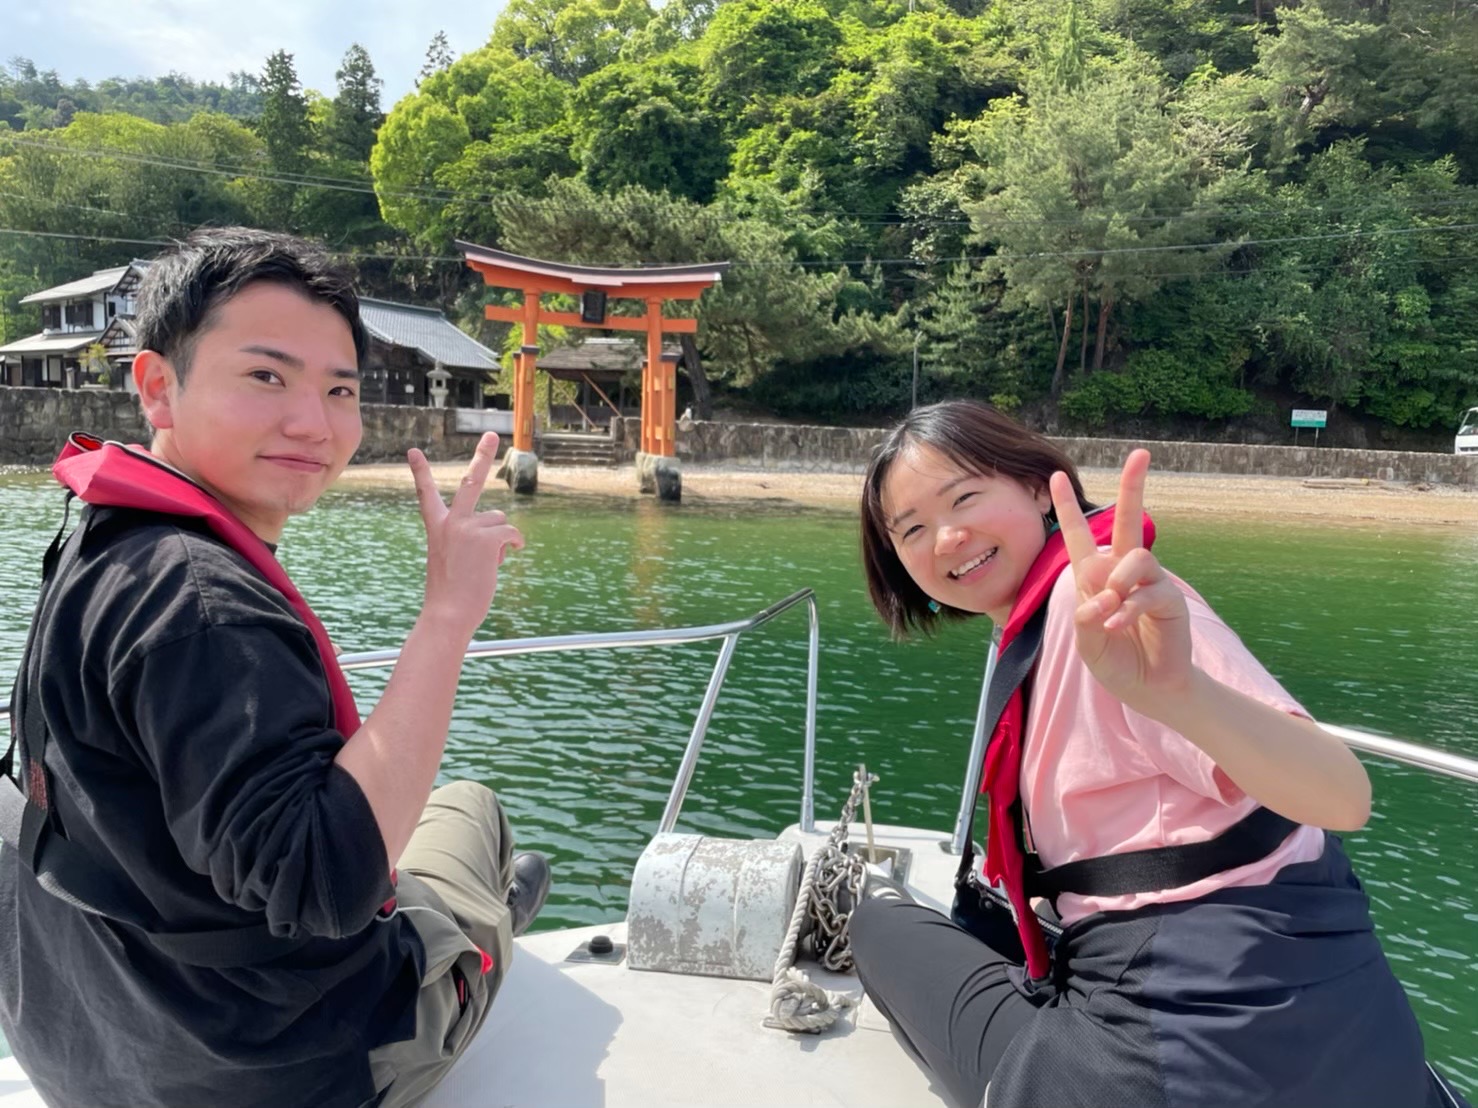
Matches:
[135,281,363,542]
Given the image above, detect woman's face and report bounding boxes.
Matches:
[880,442,1053,625]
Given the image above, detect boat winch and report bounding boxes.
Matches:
[626,833,804,981]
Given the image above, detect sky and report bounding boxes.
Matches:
[6,0,513,108]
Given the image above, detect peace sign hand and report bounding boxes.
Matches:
[409,432,525,642]
[1047,450,1193,715]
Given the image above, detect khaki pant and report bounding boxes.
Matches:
[367,781,515,1108]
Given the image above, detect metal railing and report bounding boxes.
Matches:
[945,643,1478,855]
[8,596,1476,850]
[2,590,823,837]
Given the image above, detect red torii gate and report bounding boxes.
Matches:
[457,243,728,493]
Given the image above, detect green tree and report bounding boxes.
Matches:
[701,0,842,124]
[329,44,383,163]
[1253,4,1387,166]
[372,50,575,247]
[963,58,1241,396]
[489,178,901,417]
[255,50,311,228]
[916,260,1040,410]
[490,0,655,84]
[0,111,257,291]
[619,0,719,57]
[570,59,728,201]
[1250,145,1478,425]
[0,255,39,345]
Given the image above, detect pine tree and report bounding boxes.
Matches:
[418,32,454,86]
[258,50,310,173]
[330,44,383,162]
[1047,0,1087,92]
[256,50,310,228]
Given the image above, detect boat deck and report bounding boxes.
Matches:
[0,822,958,1107]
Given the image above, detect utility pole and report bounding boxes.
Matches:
[912,331,922,409]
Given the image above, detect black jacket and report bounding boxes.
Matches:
[1,506,422,1108]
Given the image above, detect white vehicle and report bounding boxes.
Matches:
[1457,406,1478,455]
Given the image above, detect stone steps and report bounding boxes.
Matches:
[538,434,618,467]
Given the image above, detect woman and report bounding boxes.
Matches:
[850,400,1467,1108]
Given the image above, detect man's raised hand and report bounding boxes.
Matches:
[408,432,524,642]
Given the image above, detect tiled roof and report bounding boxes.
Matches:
[19,263,145,304]
[359,298,500,372]
[0,330,105,356]
[537,337,682,374]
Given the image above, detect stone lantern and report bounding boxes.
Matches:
[426,363,451,409]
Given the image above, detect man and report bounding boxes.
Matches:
[0,227,548,1107]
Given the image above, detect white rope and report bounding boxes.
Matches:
[763,768,879,1034]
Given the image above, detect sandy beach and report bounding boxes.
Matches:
[336,461,1478,528]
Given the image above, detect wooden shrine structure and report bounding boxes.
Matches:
[457,243,728,491]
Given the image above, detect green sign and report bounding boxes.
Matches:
[1291,408,1327,429]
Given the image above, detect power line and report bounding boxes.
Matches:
[19,124,1475,223]
[2,222,1475,269]
[807,190,1478,222]
[0,190,144,221]
[935,195,1478,229]
[0,227,174,248]
[0,134,374,188]
[7,135,1477,232]
[0,137,401,201]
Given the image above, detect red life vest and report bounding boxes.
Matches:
[53,433,362,734]
[979,506,1154,980]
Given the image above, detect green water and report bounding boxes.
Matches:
[1,470,1475,1093]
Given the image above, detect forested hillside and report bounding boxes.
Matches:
[3,0,1476,445]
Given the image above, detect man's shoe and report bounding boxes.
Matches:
[506,852,551,937]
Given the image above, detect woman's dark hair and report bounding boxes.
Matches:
[860,400,1094,638]
[135,226,368,380]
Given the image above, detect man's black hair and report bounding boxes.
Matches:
[134,226,368,380]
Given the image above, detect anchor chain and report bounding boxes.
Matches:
[764,767,881,1034]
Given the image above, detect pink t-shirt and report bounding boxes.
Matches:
[1020,568,1326,925]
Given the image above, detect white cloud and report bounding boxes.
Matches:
[8,0,509,108]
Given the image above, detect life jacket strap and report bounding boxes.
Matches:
[1,772,309,966]
[1024,805,1301,901]
[0,498,312,969]
[953,605,1049,890]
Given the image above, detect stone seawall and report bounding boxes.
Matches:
[4,390,1475,486]
[0,388,492,466]
[1054,437,1478,486]
[0,388,150,464]
[615,416,1478,487]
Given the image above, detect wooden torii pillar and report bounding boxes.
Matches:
[457,243,728,498]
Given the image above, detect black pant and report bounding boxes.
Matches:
[849,859,1471,1108]
[850,898,1036,1108]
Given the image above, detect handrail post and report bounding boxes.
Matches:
[657,634,740,834]
[947,641,999,855]
[799,594,820,833]
[1323,724,1478,786]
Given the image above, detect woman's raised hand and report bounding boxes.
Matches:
[1047,450,1192,713]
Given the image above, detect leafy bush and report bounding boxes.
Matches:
[1061,348,1253,428]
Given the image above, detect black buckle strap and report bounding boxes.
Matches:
[1,493,311,969]
[1025,805,1301,900]
[953,598,1300,907]
[10,785,307,966]
[0,492,76,792]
